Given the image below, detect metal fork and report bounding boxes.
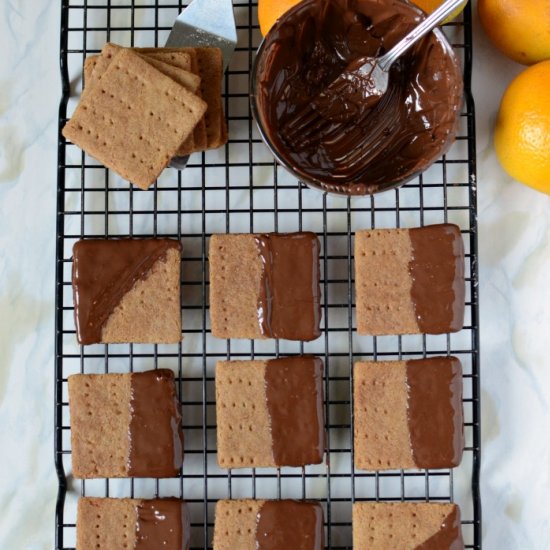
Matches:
[166,0,237,170]
[283,0,466,145]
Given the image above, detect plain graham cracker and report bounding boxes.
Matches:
[69,373,131,478]
[354,361,414,471]
[101,247,182,344]
[354,229,418,335]
[353,502,461,549]
[213,500,264,550]
[209,234,265,339]
[77,497,139,550]
[63,49,207,189]
[215,361,274,468]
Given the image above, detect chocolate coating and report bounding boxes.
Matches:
[408,224,465,334]
[72,238,181,345]
[254,232,321,341]
[128,369,184,477]
[265,357,325,466]
[256,500,324,550]
[135,499,190,550]
[254,0,463,194]
[417,507,464,550]
[406,357,464,469]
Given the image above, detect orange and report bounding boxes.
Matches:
[479,0,550,65]
[258,0,301,36]
[411,0,467,23]
[494,61,550,194]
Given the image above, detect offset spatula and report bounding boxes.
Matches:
[166,0,237,169]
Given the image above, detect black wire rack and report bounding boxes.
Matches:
[55,1,481,548]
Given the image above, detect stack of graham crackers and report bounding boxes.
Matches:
[62,43,228,190]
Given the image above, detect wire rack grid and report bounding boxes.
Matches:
[55,1,481,548]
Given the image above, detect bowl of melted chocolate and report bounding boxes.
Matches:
[251,0,464,195]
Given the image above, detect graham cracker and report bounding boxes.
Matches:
[100,43,201,92]
[213,500,263,550]
[63,49,207,189]
[177,48,207,155]
[101,247,182,343]
[353,361,414,471]
[77,497,138,550]
[77,498,190,550]
[353,502,461,549]
[216,360,274,468]
[195,47,226,149]
[69,373,131,478]
[83,55,99,85]
[355,229,417,335]
[209,234,264,340]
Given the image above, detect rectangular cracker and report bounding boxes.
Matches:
[63,49,206,189]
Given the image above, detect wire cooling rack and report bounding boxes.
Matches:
[55,1,481,548]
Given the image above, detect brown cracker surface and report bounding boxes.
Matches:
[69,373,131,478]
[355,229,418,335]
[353,502,459,549]
[216,361,274,468]
[101,247,182,343]
[354,361,414,470]
[63,49,206,189]
[77,497,139,550]
[213,499,263,550]
[209,234,264,339]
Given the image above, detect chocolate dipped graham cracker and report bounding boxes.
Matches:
[68,369,183,478]
[354,357,464,471]
[355,224,465,335]
[213,499,324,550]
[353,502,464,549]
[209,233,321,341]
[72,238,181,345]
[216,356,325,468]
[77,497,190,550]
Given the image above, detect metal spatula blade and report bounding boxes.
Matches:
[166,0,237,170]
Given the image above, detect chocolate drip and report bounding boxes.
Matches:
[72,238,181,345]
[255,0,462,194]
[256,500,324,550]
[127,370,183,477]
[135,499,190,550]
[254,233,321,341]
[417,507,464,550]
[264,357,325,466]
[406,357,464,469]
[408,224,465,334]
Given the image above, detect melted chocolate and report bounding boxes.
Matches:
[254,233,321,341]
[417,507,464,550]
[256,500,324,550]
[254,0,462,194]
[264,357,325,466]
[406,357,464,469]
[127,370,184,477]
[135,499,190,550]
[408,224,465,334]
[72,238,181,345]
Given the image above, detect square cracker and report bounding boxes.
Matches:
[63,49,207,189]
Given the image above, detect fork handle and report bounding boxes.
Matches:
[378,0,467,72]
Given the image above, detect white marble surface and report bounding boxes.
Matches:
[1,0,550,548]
